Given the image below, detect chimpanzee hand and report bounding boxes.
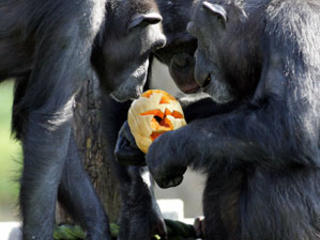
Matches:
[146,128,192,188]
[115,121,146,166]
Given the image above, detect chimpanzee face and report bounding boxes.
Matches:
[92,0,166,102]
[155,30,198,94]
[153,0,199,94]
[187,0,248,103]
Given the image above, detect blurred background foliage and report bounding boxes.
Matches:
[0,81,21,221]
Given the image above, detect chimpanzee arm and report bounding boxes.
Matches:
[147,98,318,188]
[182,97,240,122]
[114,96,239,166]
[102,96,167,240]
[146,44,320,188]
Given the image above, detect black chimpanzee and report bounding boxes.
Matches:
[1,0,165,239]
[144,0,320,239]
[104,0,201,239]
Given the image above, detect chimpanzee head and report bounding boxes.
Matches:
[187,0,262,103]
[91,0,166,102]
[153,0,199,94]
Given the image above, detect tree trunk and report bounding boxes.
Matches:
[57,73,121,224]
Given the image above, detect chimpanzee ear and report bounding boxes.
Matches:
[202,1,227,26]
[128,13,162,30]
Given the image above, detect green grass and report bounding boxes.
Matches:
[0,81,22,220]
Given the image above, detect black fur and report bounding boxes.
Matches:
[111,0,203,239]
[154,0,198,94]
[115,0,200,166]
[146,0,320,239]
[1,0,165,239]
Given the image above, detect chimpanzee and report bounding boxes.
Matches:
[144,0,320,239]
[104,0,203,239]
[1,0,165,239]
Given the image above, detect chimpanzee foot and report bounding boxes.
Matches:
[118,206,167,240]
[150,210,167,240]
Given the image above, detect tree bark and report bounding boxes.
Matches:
[57,73,121,224]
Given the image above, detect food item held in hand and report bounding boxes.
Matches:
[128,89,187,153]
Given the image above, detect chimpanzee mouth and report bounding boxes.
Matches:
[110,93,131,103]
[181,82,201,93]
[110,84,143,103]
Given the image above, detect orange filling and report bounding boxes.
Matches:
[142,89,176,102]
[164,109,184,119]
[159,117,174,129]
[150,131,166,141]
[140,108,184,141]
[139,89,184,142]
[149,114,173,131]
[140,109,164,118]
[159,95,172,104]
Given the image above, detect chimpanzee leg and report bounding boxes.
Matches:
[21,112,72,239]
[58,129,111,240]
[117,166,166,240]
[20,15,102,239]
[203,172,242,240]
[202,174,226,240]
